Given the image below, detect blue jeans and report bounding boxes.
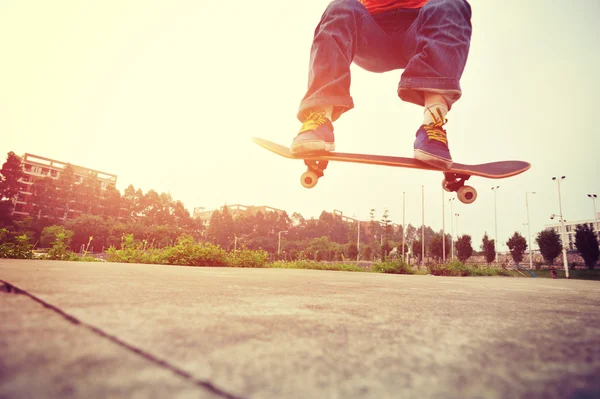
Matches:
[298,0,472,122]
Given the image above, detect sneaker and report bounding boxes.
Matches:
[413,118,453,170]
[291,111,335,155]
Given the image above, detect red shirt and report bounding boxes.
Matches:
[359,0,429,14]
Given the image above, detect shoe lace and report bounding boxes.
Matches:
[299,111,329,134]
[423,107,448,145]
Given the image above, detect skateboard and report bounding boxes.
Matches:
[252,137,530,205]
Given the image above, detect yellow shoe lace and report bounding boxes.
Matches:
[423,107,448,145]
[299,111,329,134]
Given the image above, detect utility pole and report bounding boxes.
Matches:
[552,176,569,279]
[278,230,288,256]
[421,185,425,265]
[442,188,445,263]
[449,198,455,260]
[402,192,406,263]
[588,194,598,239]
[491,186,500,265]
[526,192,536,269]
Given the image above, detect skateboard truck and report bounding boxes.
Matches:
[442,172,477,204]
[301,160,328,189]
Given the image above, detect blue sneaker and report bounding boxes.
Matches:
[291,111,335,155]
[413,118,453,170]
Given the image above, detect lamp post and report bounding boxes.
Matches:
[491,186,500,265]
[449,197,455,260]
[278,230,288,256]
[442,188,445,263]
[402,192,406,263]
[526,192,536,269]
[357,219,360,261]
[455,213,460,238]
[422,185,425,265]
[588,194,599,239]
[552,176,569,279]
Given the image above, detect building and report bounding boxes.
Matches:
[192,204,287,227]
[544,213,600,251]
[13,153,118,218]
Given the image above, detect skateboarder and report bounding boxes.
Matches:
[290,0,472,170]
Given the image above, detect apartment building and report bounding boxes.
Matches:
[13,153,117,218]
[544,213,600,251]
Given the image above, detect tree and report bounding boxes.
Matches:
[207,209,222,243]
[404,224,417,249]
[218,206,235,249]
[121,185,142,220]
[40,225,74,248]
[481,233,495,265]
[75,172,101,215]
[429,233,449,262]
[506,232,527,265]
[64,214,109,252]
[100,184,121,219]
[456,234,473,262]
[31,177,62,222]
[55,164,76,219]
[575,224,599,269]
[536,229,562,266]
[412,239,423,264]
[346,242,358,260]
[0,152,25,224]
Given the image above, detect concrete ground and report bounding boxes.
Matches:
[1,259,599,399]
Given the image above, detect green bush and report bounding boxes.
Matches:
[227,249,268,268]
[165,236,227,266]
[0,234,33,259]
[46,232,71,260]
[429,261,470,276]
[372,260,414,274]
[428,261,515,277]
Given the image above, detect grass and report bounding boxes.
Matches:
[531,268,600,280]
[268,260,365,272]
[267,260,526,277]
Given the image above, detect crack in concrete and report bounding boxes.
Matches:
[0,279,244,399]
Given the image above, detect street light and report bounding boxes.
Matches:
[455,213,460,238]
[491,186,500,265]
[421,185,425,265]
[588,194,599,240]
[552,176,569,278]
[442,188,445,263]
[402,192,406,263]
[526,192,536,269]
[278,230,288,256]
[449,198,455,260]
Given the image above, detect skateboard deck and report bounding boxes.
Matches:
[253,137,530,204]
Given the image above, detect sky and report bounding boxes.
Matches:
[1,0,599,252]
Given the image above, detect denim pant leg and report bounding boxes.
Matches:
[297,0,405,122]
[398,0,472,110]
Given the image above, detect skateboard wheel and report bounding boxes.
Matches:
[457,185,477,204]
[442,178,453,192]
[300,171,319,189]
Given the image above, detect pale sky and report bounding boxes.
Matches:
[2,0,599,251]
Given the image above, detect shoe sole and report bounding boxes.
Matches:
[290,140,335,155]
[414,149,453,170]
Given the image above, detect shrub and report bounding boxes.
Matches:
[165,235,227,267]
[227,249,268,268]
[372,260,414,274]
[0,234,33,259]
